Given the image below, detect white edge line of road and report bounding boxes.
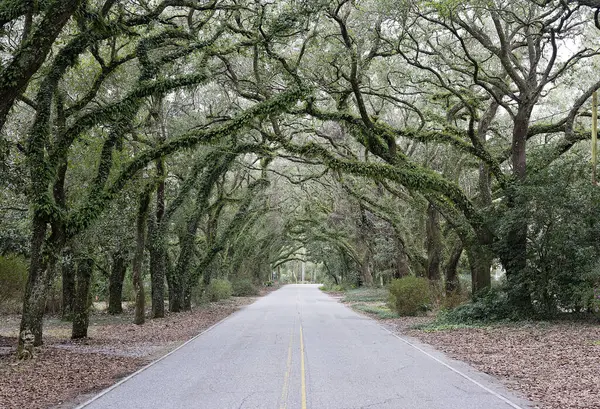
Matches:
[73,307,245,409]
[377,323,527,409]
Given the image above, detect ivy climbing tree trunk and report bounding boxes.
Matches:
[18,215,58,353]
[426,203,442,281]
[133,188,152,325]
[108,252,127,315]
[150,96,167,319]
[150,161,166,319]
[61,248,75,320]
[172,213,202,312]
[503,104,535,309]
[72,257,93,339]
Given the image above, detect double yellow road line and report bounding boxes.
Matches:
[280,325,307,409]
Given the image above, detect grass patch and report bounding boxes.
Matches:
[413,321,491,332]
[352,303,398,319]
[343,288,388,303]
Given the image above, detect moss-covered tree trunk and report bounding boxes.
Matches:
[394,234,410,279]
[444,241,463,295]
[150,162,166,318]
[503,105,534,310]
[72,257,93,339]
[149,94,167,318]
[19,215,58,353]
[61,248,75,320]
[133,189,152,325]
[108,252,126,315]
[425,203,442,281]
[171,215,201,312]
[466,243,492,295]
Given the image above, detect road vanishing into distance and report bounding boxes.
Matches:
[78,285,532,409]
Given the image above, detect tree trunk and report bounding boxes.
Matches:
[61,248,75,320]
[394,235,410,279]
[149,239,166,317]
[133,190,151,325]
[18,215,51,353]
[108,252,126,315]
[361,252,374,287]
[425,203,442,281]
[444,241,463,295]
[183,283,192,311]
[504,105,533,309]
[150,159,166,318]
[71,257,93,339]
[466,243,492,295]
[171,215,201,312]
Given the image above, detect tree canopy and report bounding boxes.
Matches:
[2,0,600,357]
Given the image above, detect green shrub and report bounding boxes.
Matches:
[232,279,258,296]
[205,279,232,302]
[387,276,432,316]
[438,287,518,324]
[0,254,28,305]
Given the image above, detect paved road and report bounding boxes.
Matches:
[79,285,532,409]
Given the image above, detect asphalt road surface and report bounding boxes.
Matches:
[79,284,532,409]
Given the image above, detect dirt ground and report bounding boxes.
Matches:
[0,293,266,409]
[343,292,600,409]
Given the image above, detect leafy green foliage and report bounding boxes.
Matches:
[387,277,432,316]
[493,157,600,316]
[205,279,233,302]
[0,254,28,308]
[436,287,516,324]
[232,279,258,297]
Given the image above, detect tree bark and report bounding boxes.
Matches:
[360,251,374,287]
[425,203,442,281]
[394,234,410,279]
[108,252,126,315]
[444,241,463,295]
[150,162,166,318]
[18,215,51,353]
[466,243,492,295]
[133,190,151,325]
[171,215,200,312]
[61,248,75,320]
[504,105,534,308]
[71,257,93,339]
[149,94,167,318]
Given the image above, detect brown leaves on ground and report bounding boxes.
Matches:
[0,348,141,409]
[0,296,256,409]
[390,319,600,409]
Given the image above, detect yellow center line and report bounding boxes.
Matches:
[280,328,294,409]
[300,325,307,409]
